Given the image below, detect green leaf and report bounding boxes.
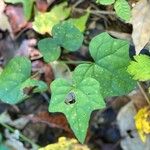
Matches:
[32,2,71,34]
[0,144,10,150]
[73,32,136,97]
[0,57,47,104]
[96,0,115,5]
[38,38,61,62]
[4,0,34,20]
[68,12,90,32]
[37,22,83,62]
[52,22,84,51]
[114,0,131,21]
[49,77,105,143]
[127,55,150,81]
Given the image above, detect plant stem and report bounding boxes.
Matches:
[0,122,39,148]
[31,71,40,79]
[137,82,150,105]
[73,7,115,15]
[30,55,92,65]
[59,60,92,64]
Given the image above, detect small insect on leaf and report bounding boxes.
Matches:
[65,92,76,105]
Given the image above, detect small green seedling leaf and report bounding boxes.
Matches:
[49,77,105,143]
[96,0,115,5]
[33,2,71,34]
[0,57,47,104]
[96,0,131,21]
[52,21,84,51]
[127,55,150,81]
[4,0,34,20]
[38,38,61,62]
[68,12,90,32]
[74,32,136,98]
[114,0,131,21]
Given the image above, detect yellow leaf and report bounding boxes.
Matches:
[32,2,71,35]
[68,11,90,32]
[135,106,150,142]
[39,137,90,150]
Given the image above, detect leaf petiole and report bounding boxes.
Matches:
[0,122,39,149]
[58,60,92,64]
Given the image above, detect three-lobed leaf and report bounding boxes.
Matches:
[127,55,150,81]
[4,0,34,20]
[49,77,105,143]
[0,57,47,104]
[73,32,136,98]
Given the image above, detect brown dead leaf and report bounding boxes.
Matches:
[31,111,71,132]
[31,111,92,142]
[0,0,12,34]
[5,5,28,34]
[36,0,55,12]
[36,0,49,12]
[132,0,150,54]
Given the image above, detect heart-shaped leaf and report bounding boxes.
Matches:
[38,22,84,62]
[49,77,105,143]
[73,32,136,98]
[52,21,84,52]
[38,38,61,62]
[0,57,47,104]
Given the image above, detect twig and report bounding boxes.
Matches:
[72,0,84,8]
[30,54,92,65]
[107,30,132,41]
[30,53,43,61]
[59,60,92,64]
[73,7,115,16]
[137,82,150,105]
[0,122,39,148]
[31,71,40,79]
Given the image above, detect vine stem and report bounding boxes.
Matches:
[72,7,115,15]
[137,82,150,105]
[0,122,40,149]
[31,55,92,65]
[59,60,92,64]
